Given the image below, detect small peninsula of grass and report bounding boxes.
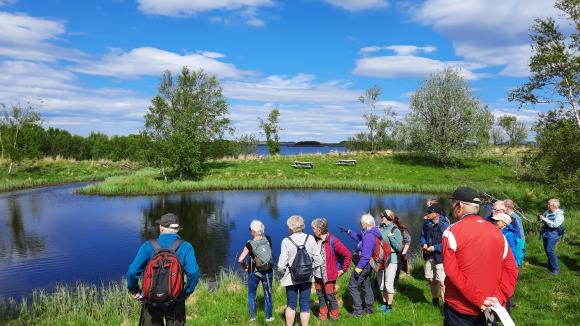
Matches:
[0,158,135,192]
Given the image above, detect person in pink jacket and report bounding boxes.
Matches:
[311,218,352,321]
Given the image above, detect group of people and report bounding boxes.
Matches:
[125,187,566,326]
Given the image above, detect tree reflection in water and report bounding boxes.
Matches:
[141,193,232,276]
[0,197,45,261]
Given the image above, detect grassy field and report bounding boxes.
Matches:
[1,239,578,326]
[0,158,135,192]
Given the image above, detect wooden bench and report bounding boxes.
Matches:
[292,161,314,169]
[336,159,357,166]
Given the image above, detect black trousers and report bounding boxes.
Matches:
[443,304,498,326]
[139,301,186,326]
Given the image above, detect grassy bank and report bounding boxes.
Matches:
[2,238,578,326]
[80,152,542,197]
[0,158,137,192]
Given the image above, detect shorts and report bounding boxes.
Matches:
[376,263,397,294]
[424,258,445,282]
[285,282,312,312]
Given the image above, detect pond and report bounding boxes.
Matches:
[0,184,445,299]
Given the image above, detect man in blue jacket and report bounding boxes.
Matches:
[419,204,450,307]
[127,213,201,326]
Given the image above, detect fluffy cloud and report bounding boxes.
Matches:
[223,74,362,104]
[353,55,480,80]
[414,0,559,77]
[360,45,436,56]
[0,60,148,135]
[323,0,388,11]
[0,11,84,62]
[75,47,246,79]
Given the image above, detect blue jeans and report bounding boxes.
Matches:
[248,272,273,319]
[543,236,560,271]
[285,282,312,312]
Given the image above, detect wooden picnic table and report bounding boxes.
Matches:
[336,159,357,166]
[292,161,314,169]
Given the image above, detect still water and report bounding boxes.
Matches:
[0,184,440,299]
[257,145,345,156]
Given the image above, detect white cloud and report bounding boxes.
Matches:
[353,55,479,80]
[137,0,272,15]
[0,11,85,62]
[414,0,559,77]
[491,108,539,125]
[360,45,436,56]
[323,0,388,11]
[75,47,245,79]
[223,74,363,104]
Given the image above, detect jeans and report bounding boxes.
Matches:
[314,278,339,319]
[443,304,497,326]
[285,282,312,312]
[139,301,185,326]
[248,271,273,319]
[543,236,560,271]
[348,265,374,314]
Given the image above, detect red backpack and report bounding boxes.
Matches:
[369,236,392,272]
[142,239,184,308]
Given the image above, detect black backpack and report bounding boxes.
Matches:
[287,235,313,283]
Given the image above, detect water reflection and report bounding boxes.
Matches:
[142,193,232,275]
[0,197,46,261]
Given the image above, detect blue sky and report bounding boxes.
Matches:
[0,0,559,142]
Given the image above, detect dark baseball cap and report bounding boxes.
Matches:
[427,203,442,214]
[155,213,180,229]
[450,187,481,204]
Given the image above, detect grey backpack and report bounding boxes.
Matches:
[249,238,274,272]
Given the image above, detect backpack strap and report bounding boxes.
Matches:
[150,239,162,253]
[302,234,309,247]
[168,239,183,253]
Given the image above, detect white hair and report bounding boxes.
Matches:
[287,215,305,233]
[548,198,560,208]
[250,219,265,235]
[160,226,179,234]
[311,218,328,234]
[360,213,376,228]
[493,200,506,210]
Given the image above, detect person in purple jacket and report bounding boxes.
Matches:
[340,213,382,317]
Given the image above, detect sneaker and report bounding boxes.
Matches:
[350,312,364,318]
[379,304,388,312]
[248,318,256,323]
[265,317,275,323]
[432,298,440,307]
[551,269,560,276]
[381,306,392,314]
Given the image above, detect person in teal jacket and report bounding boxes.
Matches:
[538,198,565,276]
[127,213,201,326]
[377,210,403,314]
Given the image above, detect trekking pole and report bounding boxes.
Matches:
[137,293,145,326]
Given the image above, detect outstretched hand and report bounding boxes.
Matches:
[339,227,348,233]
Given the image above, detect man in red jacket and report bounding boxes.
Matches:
[442,187,518,325]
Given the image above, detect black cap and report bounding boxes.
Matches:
[155,213,180,229]
[427,203,442,214]
[450,187,481,204]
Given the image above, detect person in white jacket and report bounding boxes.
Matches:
[278,215,322,326]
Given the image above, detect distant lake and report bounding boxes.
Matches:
[257,145,346,156]
[0,184,441,299]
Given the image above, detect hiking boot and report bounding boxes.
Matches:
[432,298,440,307]
[363,307,374,315]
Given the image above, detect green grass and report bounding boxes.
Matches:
[0,158,136,192]
[2,241,578,326]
